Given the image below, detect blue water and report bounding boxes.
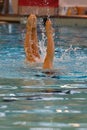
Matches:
[0,23,87,130]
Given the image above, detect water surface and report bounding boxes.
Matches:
[0,23,87,130]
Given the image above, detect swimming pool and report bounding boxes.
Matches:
[0,22,87,130]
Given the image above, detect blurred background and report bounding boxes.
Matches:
[0,0,87,16]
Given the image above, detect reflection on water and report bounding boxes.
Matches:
[0,23,87,130]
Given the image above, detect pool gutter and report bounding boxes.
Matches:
[0,14,87,27]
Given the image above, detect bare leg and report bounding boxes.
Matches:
[24,14,40,62]
[43,19,55,69]
[32,28,40,59]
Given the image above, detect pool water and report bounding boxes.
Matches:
[0,22,87,130]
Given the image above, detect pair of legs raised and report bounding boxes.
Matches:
[24,14,55,70]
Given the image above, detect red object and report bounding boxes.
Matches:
[18,0,58,7]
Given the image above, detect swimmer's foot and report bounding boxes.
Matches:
[45,19,53,36]
[27,14,37,31]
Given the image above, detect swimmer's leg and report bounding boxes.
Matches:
[24,14,40,62]
[43,19,55,69]
[31,27,40,59]
[24,32,36,62]
[24,14,36,62]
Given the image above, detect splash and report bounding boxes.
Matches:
[38,18,47,61]
[44,0,50,17]
[60,45,81,60]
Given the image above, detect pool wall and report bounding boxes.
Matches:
[0,14,87,27]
